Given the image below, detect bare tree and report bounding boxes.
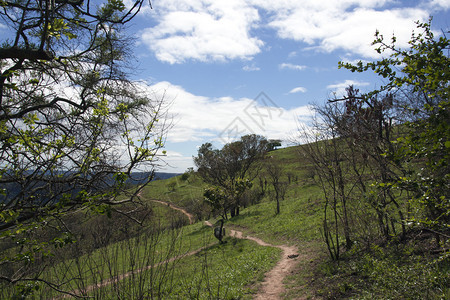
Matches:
[299,86,410,260]
[299,118,352,260]
[265,158,287,214]
[328,86,407,239]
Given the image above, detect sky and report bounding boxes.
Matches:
[127,0,450,173]
[2,0,449,173]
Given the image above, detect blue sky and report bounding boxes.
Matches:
[125,0,450,173]
[2,0,448,173]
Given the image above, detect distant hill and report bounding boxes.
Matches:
[153,172,182,180]
[126,172,181,184]
[0,171,181,203]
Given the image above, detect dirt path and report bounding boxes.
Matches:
[145,194,300,299]
[148,198,195,224]
[137,189,195,225]
[205,221,299,300]
[59,246,209,299]
[58,197,196,298]
[62,202,297,299]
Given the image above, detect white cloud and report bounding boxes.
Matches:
[158,150,194,173]
[141,0,263,63]
[339,57,372,66]
[327,79,370,97]
[287,51,297,58]
[428,0,450,10]
[243,64,260,71]
[148,81,313,144]
[279,63,307,70]
[140,0,443,62]
[288,86,307,94]
[327,79,370,89]
[262,2,429,58]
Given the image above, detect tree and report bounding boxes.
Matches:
[299,115,353,260]
[302,20,449,260]
[339,19,449,241]
[267,139,282,151]
[329,86,407,240]
[264,158,287,214]
[203,180,252,219]
[194,134,268,218]
[300,85,408,258]
[0,0,170,295]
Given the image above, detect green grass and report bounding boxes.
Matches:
[103,145,450,299]
[138,145,449,300]
[149,199,191,224]
[141,173,206,206]
[34,222,281,299]
[91,238,282,299]
[6,145,446,299]
[229,185,323,244]
[37,222,211,294]
[33,145,320,298]
[133,146,326,299]
[30,217,282,299]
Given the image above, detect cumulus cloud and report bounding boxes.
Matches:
[260,1,429,58]
[428,0,450,10]
[148,81,313,144]
[140,0,435,62]
[243,64,261,71]
[141,0,263,64]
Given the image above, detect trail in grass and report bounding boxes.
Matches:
[61,200,297,299]
[57,197,196,298]
[204,221,299,300]
[58,246,209,299]
[137,189,195,224]
[148,198,195,224]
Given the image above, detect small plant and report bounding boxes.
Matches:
[167,181,177,192]
[180,172,190,181]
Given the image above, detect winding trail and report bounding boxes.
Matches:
[137,189,195,225]
[205,221,299,299]
[59,246,209,299]
[148,198,195,224]
[61,198,298,299]
[149,195,301,299]
[58,198,196,299]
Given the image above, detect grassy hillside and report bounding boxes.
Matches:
[140,170,209,221]
[140,144,449,299]
[140,145,327,299]
[2,144,447,299]
[1,218,282,299]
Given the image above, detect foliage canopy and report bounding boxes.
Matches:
[339,19,449,233]
[0,0,170,294]
[194,134,268,218]
[304,19,449,261]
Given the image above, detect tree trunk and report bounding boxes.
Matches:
[276,198,280,214]
[230,207,236,218]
